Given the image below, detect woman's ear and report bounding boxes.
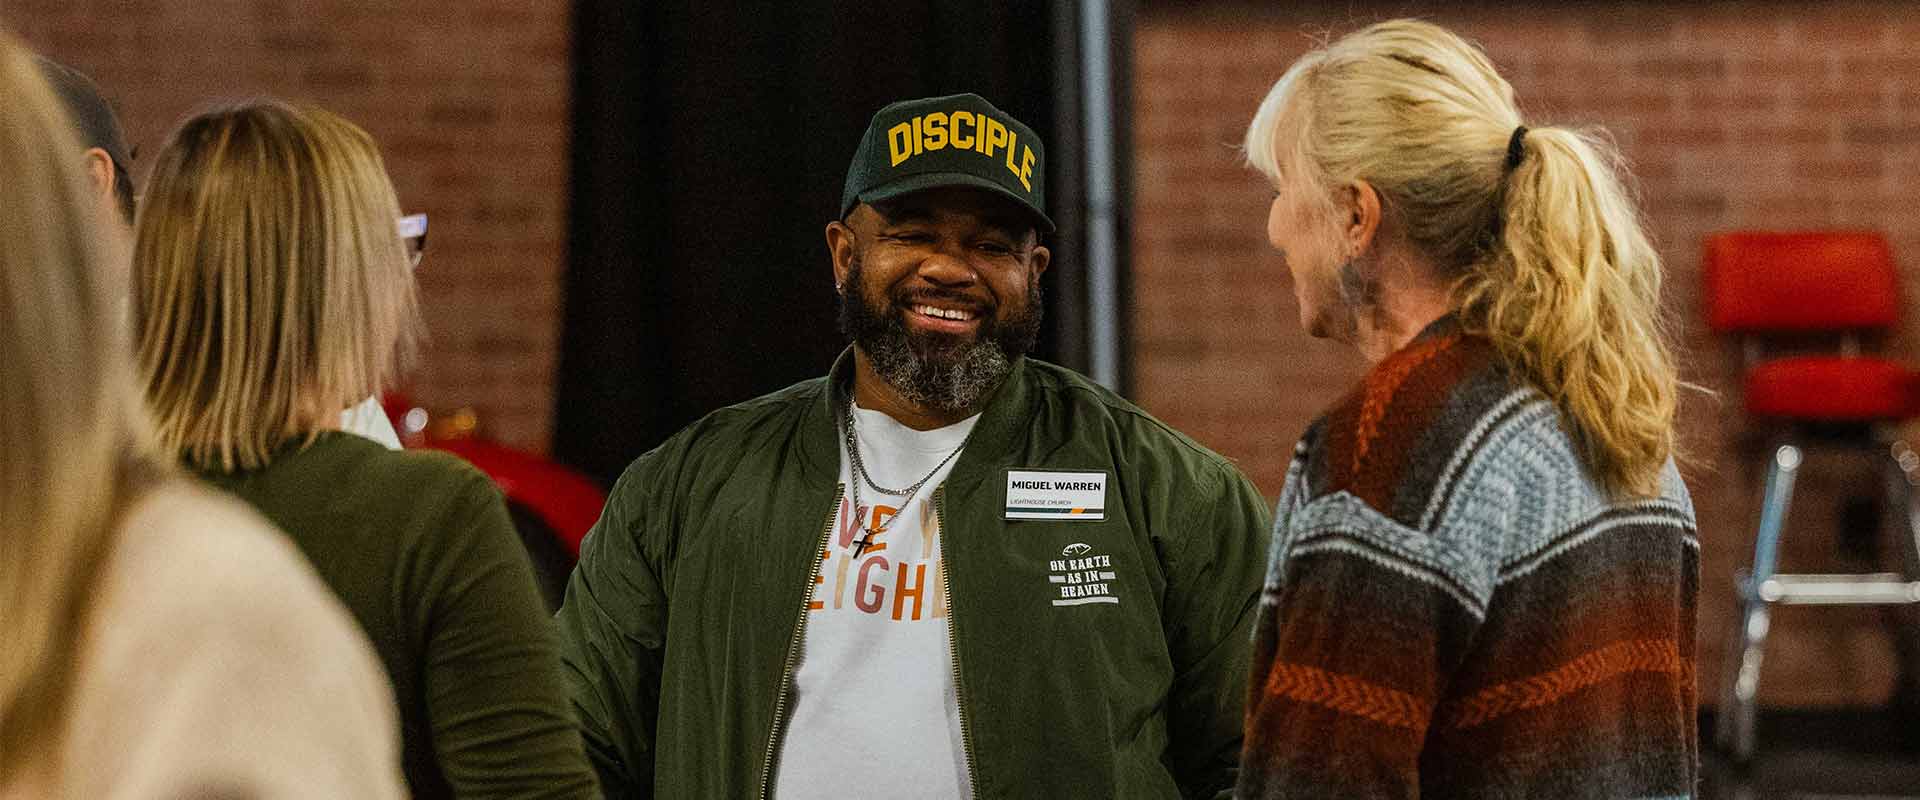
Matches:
[1343,179,1383,259]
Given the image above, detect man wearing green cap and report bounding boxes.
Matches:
[557,93,1268,799]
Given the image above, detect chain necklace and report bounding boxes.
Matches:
[849,420,915,496]
[841,399,971,557]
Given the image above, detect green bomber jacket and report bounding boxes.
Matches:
[555,352,1270,799]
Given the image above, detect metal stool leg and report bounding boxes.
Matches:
[1719,601,1770,761]
[1882,440,1920,705]
[1888,439,1920,578]
[1717,443,1801,761]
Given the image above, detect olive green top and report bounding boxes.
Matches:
[557,353,1269,798]
[199,431,598,800]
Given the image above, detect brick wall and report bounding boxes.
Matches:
[1134,1,1920,707]
[9,1,570,452]
[15,0,1913,709]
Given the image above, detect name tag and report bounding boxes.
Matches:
[1005,470,1107,521]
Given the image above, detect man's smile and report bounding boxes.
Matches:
[902,298,985,336]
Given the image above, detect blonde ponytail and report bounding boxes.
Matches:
[1460,127,1677,496]
[1244,18,1677,496]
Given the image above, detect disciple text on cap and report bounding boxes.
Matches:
[887,109,1038,192]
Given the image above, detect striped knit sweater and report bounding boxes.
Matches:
[1238,321,1699,799]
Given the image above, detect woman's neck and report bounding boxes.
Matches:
[1351,253,1453,363]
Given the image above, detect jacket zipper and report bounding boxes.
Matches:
[758,484,841,800]
[935,487,982,798]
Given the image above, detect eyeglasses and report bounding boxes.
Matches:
[399,213,428,270]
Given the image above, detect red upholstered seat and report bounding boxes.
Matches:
[1743,355,1917,421]
[1705,230,1919,424]
[1704,231,1900,334]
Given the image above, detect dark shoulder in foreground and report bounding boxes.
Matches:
[316,432,499,504]
[194,433,512,570]
[1304,331,1535,523]
[212,432,505,532]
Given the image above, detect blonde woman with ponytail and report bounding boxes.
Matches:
[0,32,401,799]
[1239,19,1698,798]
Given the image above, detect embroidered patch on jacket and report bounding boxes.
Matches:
[1048,541,1120,606]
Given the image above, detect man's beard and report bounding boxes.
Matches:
[838,252,1042,413]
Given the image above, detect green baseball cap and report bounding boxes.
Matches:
[840,93,1053,233]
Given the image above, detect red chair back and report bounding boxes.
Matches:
[1703,231,1900,334]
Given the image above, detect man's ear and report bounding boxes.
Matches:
[83,147,116,205]
[1028,243,1050,282]
[826,218,856,291]
[1344,179,1383,259]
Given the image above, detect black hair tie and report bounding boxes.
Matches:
[1504,125,1529,172]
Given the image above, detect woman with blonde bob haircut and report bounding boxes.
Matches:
[0,34,401,799]
[1238,19,1698,798]
[137,100,418,470]
[134,100,599,799]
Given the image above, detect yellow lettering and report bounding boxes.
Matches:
[887,122,913,166]
[951,111,975,149]
[892,563,927,621]
[912,115,924,157]
[923,112,948,151]
[1004,130,1020,173]
[1018,146,1035,191]
[984,119,1009,157]
[975,114,993,154]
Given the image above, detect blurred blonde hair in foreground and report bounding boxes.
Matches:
[1244,18,1679,497]
[0,29,158,775]
[135,100,420,473]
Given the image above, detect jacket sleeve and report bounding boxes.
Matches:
[1163,462,1272,799]
[419,477,602,798]
[555,456,670,799]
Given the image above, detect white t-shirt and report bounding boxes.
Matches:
[339,395,402,450]
[772,403,979,800]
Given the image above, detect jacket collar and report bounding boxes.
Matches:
[803,347,1032,500]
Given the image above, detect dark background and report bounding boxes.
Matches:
[556,1,1132,484]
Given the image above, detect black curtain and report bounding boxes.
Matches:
[557,1,1097,485]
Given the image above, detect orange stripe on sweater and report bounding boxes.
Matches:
[1442,638,1686,729]
[1262,662,1429,732]
[1351,334,1457,475]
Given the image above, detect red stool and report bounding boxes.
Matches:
[1705,230,1920,761]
